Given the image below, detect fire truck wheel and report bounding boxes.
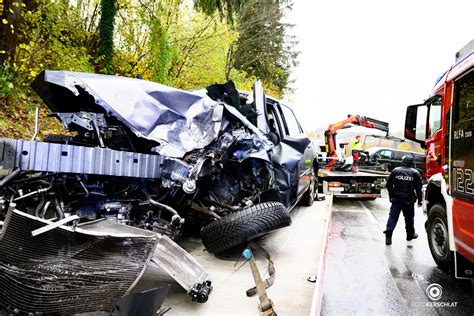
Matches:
[427,204,454,274]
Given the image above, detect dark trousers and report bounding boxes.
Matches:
[385,200,415,237]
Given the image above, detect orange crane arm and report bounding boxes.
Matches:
[324,115,389,166]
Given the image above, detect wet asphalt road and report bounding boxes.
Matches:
[321,197,474,315]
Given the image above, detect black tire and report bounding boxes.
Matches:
[300,173,316,206]
[427,204,454,274]
[200,202,291,254]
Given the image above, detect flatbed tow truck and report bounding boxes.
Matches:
[317,115,390,198]
[318,168,389,198]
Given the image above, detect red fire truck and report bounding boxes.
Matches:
[404,40,474,278]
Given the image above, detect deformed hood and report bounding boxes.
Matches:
[31,71,224,157]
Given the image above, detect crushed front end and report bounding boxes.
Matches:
[0,71,304,312]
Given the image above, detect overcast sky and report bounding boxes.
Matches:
[286,0,474,134]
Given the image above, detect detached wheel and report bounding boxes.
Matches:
[301,173,317,206]
[427,204,454,274]
[200,202,291,254]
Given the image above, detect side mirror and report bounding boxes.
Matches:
[404,104,427,148]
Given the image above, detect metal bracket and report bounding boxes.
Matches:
[31,215,80,237]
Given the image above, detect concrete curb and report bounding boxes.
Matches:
[309,194,333,315]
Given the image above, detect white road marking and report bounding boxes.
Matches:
[365,209,378,224]
[358,201,379,226]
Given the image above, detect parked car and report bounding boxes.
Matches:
[367,147,425,175]
[0,71,317,255]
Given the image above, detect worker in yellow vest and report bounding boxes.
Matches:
[351,135,362,151]
[351,135,362,172]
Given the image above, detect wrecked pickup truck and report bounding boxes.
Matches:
[0,71,317,313]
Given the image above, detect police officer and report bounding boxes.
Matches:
[384,155,422,245]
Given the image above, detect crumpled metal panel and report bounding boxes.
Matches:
[0,210,158,314]
[31,70,224,158]
[152,234,209,292]
[79,218,210,294]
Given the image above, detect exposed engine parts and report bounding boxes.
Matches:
[0,125,278,241]
[0,71,315,313]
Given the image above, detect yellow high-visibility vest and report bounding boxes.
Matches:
[351,139,362,150]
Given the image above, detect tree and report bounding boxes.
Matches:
[0,0,24,66]
[165,6,239,89]
[230,0,298,92]
[98,0,116,73]
[0,0,297,140]
[148,18,171,83]
[194,0,247,23]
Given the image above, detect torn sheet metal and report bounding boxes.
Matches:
[31,70,224,158]
[79,219,211,302]
[0,210,158,315]
[152,235,209,293]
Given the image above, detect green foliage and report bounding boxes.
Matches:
[0,0,297,140]
[166,8,238,89]
[0,66,14,95]
[98,0,116,73]
[0,1,95,139]
[194,0,248,23]
[149,19,171,84]
[232,0,298,93]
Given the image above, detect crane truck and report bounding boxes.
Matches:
[404,40,474,278]
[317,115,390,198]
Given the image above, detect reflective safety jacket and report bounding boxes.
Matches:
[351,139,362,151]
